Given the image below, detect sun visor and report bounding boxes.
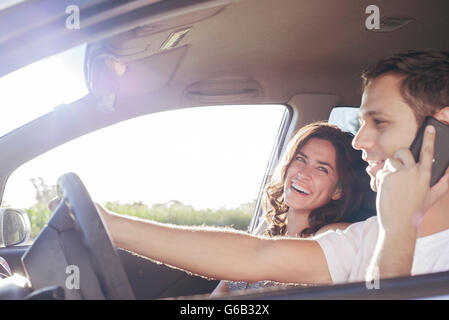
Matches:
[102,1,228,61]
[118,45,189,96]
[83,0,231,111]
[85,45,188,111]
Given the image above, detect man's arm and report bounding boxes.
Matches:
[101,207,332,285]
[367,222,418,281]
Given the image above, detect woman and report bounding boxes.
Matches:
[211,121,373,296]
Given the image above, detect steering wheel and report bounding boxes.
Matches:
[56,172,135,299]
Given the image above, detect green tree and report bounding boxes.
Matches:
[25,177,257,240]
[105,200,256,231]
[30,177,57,205]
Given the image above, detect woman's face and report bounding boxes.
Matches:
[283,138,342,215]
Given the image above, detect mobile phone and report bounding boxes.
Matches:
[409,116,449,186]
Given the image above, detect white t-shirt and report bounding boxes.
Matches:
[314,216,449,284]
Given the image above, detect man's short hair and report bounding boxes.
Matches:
[361,49,449,125]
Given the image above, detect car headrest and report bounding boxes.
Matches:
[329,106,377,221]
[328,106,360,135]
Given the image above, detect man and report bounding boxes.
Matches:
[94,49,449,286]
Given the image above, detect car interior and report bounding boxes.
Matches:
[0,0,448,299]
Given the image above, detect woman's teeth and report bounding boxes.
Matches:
[292,183,310,195]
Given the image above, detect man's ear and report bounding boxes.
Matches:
[434,106,449,125]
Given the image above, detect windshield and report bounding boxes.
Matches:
[0,0,28,11]
[0,44,88,137]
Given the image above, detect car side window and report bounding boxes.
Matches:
[2,105,285,243]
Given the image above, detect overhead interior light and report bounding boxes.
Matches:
[160,27,191,51]
[369,17,415,32]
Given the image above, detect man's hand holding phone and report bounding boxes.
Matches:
[376,124,449,233]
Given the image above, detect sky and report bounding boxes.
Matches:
[0,45,285,210]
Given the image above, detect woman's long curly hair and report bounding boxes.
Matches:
[263,121,372,238]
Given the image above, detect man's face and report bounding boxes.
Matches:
[352,74,419,192]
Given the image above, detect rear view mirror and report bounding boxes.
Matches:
[0,208,31,247]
